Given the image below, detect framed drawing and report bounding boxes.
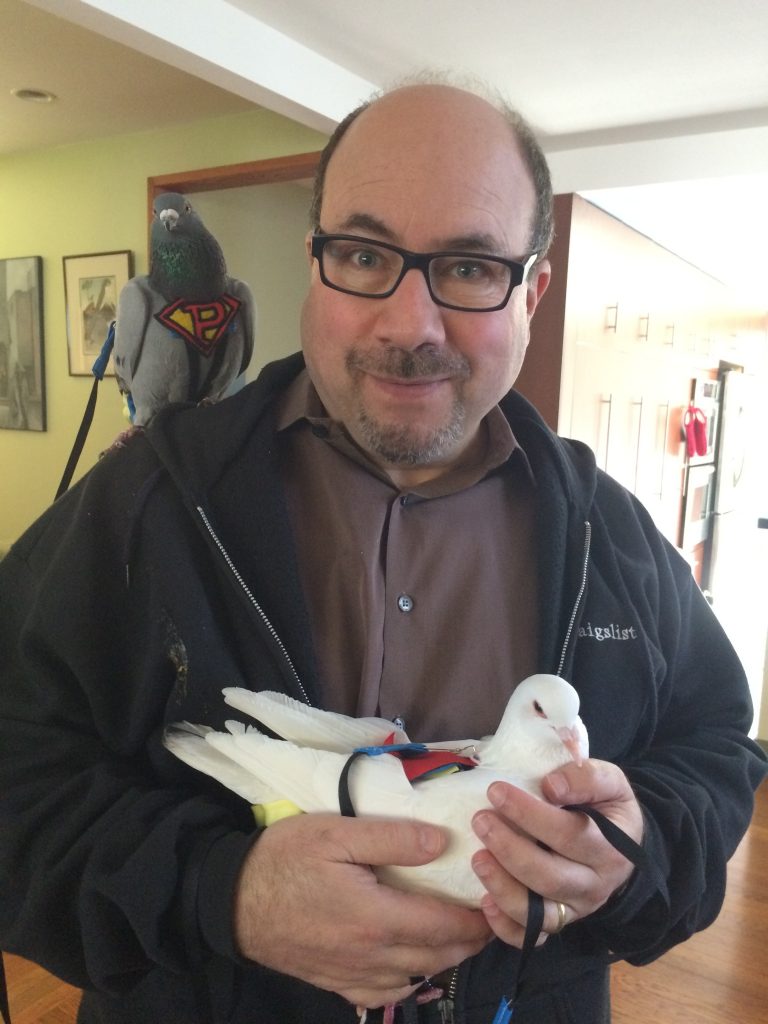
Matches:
[0,255,46,431]
[63,250,133,376]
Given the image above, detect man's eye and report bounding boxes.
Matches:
[327,243,382,269]
[351,249,380,268]
[453,260,484,279]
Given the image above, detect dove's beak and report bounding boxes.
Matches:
[557,726,583,767]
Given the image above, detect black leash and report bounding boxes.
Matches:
[55,322,115,501]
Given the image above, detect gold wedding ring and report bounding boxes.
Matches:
[553,900,567,933]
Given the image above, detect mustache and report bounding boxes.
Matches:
[345,347,470,380]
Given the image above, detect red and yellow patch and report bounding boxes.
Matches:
[155,294,242,355]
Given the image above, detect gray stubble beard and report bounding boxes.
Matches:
[356,400,466,465]
[346,347,470,466]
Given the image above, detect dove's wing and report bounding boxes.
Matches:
[222,688,409,751]
[163,722,280,804]
[205,727,414,815]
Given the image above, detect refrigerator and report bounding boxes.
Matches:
[706,369,765,734]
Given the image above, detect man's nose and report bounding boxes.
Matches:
[373,267,447,347]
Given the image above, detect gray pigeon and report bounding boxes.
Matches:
[113,192,256,426]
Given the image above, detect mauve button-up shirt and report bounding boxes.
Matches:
[276,370,538,742]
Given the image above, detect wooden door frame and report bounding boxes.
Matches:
[146,150,322,235]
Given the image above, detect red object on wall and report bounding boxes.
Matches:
[683,404,708,458]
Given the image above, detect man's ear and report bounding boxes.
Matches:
[526,258,551,319]
[304,231,314,264]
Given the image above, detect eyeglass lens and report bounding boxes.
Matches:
[320,237,517,310]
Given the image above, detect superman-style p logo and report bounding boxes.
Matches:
[155,294,242,356]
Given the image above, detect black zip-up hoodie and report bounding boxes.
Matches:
[0,354,764,1024]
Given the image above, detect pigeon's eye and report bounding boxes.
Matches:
[533,700,545,717]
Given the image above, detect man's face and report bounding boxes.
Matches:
[300,85,550,482]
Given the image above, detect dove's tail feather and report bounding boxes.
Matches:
[221,688,409,752]
[205,727,345,812]
[163,723,280,804]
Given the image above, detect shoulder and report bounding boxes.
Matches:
[7,431,163,574]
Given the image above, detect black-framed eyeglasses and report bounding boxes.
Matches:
[310,232,537,312]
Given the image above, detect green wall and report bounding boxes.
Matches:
[0,109,327,551]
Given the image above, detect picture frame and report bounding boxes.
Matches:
[0,255,46,431]
[63,250,133,376]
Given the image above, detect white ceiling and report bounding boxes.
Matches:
[5,0,768,305]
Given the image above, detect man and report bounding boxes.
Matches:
[0,80,764,1024]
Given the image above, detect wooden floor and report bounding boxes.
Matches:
[4,781,767,1023]
[611,779,768,1023]
[3,953,80,1024]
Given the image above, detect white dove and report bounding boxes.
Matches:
[164,674,588,907]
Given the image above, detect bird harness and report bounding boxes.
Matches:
[338,743,658,1024]
[155,293,242,356]
[339,741,478,805]
[55,321,116,500]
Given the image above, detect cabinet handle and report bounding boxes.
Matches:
[632,398,644,493]
[599,394,613,471]
[655,401,670,499]
[605,304,619,332]
[638,315,650,341]
[664,323,675,347]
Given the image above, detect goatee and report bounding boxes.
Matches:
[345,347,470,465]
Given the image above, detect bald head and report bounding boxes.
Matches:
[310,82,553,260]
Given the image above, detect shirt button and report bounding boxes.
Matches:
[397,594,414,613]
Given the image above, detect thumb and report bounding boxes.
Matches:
[329,815,447,868]
[541,759,634,808]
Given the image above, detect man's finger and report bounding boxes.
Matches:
[318,814,448,867]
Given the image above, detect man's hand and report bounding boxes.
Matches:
[234,812,492,1009]
[470,759,643,946]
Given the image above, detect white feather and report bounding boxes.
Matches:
[222,688,409,751]
[163,721,281,804]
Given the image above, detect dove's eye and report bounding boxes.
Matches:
[533,700,545,717]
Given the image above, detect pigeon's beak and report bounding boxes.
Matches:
[557,726,583,767]
[159,209,179,231]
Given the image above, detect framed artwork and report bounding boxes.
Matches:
[0,255,46,432]
[63,250,133,376]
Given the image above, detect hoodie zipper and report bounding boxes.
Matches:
[196,509,591,1022]
[437,966,459,1022]
[441,522,592,1024]
[556,520,591,677]
[195,504,311,706]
